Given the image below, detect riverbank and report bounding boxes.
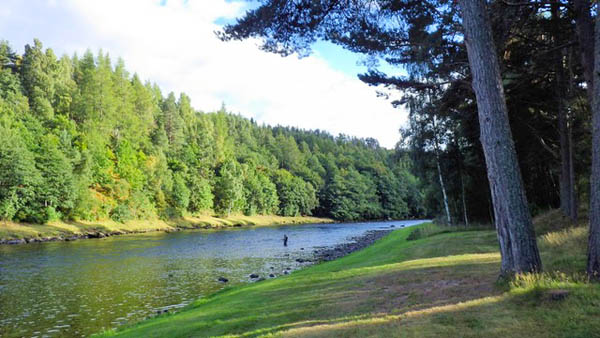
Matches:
[101,210,600,337]
[313,229,394,262]
[0,215,332,245]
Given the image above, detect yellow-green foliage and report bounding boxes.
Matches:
[0,215,332,241]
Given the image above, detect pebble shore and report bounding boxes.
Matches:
[313,229,394,262]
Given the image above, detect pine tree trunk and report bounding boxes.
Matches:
[573,0,595,101]
[459,0,542,275]
[553,2,577,222]
[568,125,578,221]
[558,90,575,219]
[461,172,469,227]
[587,7,600,280]
[456,137,469,227]
[436,153,452,225]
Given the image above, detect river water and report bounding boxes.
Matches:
[0,220,426,337]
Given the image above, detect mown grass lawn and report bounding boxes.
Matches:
[100,211,600,338]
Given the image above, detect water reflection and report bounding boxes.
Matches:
[0,220,426,337]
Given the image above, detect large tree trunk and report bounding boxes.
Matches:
[588,7,600,280]
[459,0,542,275]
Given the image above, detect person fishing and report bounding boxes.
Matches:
[283,234,288,247]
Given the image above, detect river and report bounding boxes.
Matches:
[0,220,426,337]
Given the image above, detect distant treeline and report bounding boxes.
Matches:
[0,39,424,224]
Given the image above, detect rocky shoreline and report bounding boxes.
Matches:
[0,222,400,247]
[215,227,398,285]
[0,216,334,245]
[313,228,396,262]
[0,228,185,245]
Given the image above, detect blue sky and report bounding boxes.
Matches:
[0,0,408,148]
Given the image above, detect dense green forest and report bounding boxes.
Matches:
[0,39,424,224]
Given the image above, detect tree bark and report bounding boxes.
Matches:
[488,193,494,225]
[436,153,452,225]
[456,137,469,227]
[573,0,595,101]
[459,0,542,275]
[461,171,469,227]
[588,6,600,280]
[557,77,576,221]
[568,123,577,221]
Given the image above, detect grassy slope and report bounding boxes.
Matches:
[0,215,332,241]
[101,210,600,338]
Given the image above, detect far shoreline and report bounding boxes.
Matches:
[0,215,334,245]
[0,216,425,246]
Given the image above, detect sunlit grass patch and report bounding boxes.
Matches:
[277,275,600,338]
[540,226,587,249]
[538,226,588,273]
[275,295,507,338]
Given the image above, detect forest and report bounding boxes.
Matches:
[3,1,600,337]
[0,39,423,225]
[216,0,595,228]
[219,0,599,277]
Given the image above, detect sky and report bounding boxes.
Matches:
[0,0,408,148]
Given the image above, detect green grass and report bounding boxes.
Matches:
[405,222,493,241]
[0,215,332,242]
[98,213,600,338]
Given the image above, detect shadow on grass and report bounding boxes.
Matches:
[269,281,600,338]
[105,257,503,337]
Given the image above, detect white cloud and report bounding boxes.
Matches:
[2,0,407,148]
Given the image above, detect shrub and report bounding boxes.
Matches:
[110,204,133,223]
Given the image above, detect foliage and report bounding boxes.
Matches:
[272,169,317,217]
[0,39,424,224]
[214,160,244,216]
[0,126,41,221]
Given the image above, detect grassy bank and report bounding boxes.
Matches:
[101,210,600,337]
[0,215,332,243]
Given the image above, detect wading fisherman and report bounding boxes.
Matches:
[283,234,288,247]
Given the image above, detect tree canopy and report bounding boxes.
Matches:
[0,39,424,223]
